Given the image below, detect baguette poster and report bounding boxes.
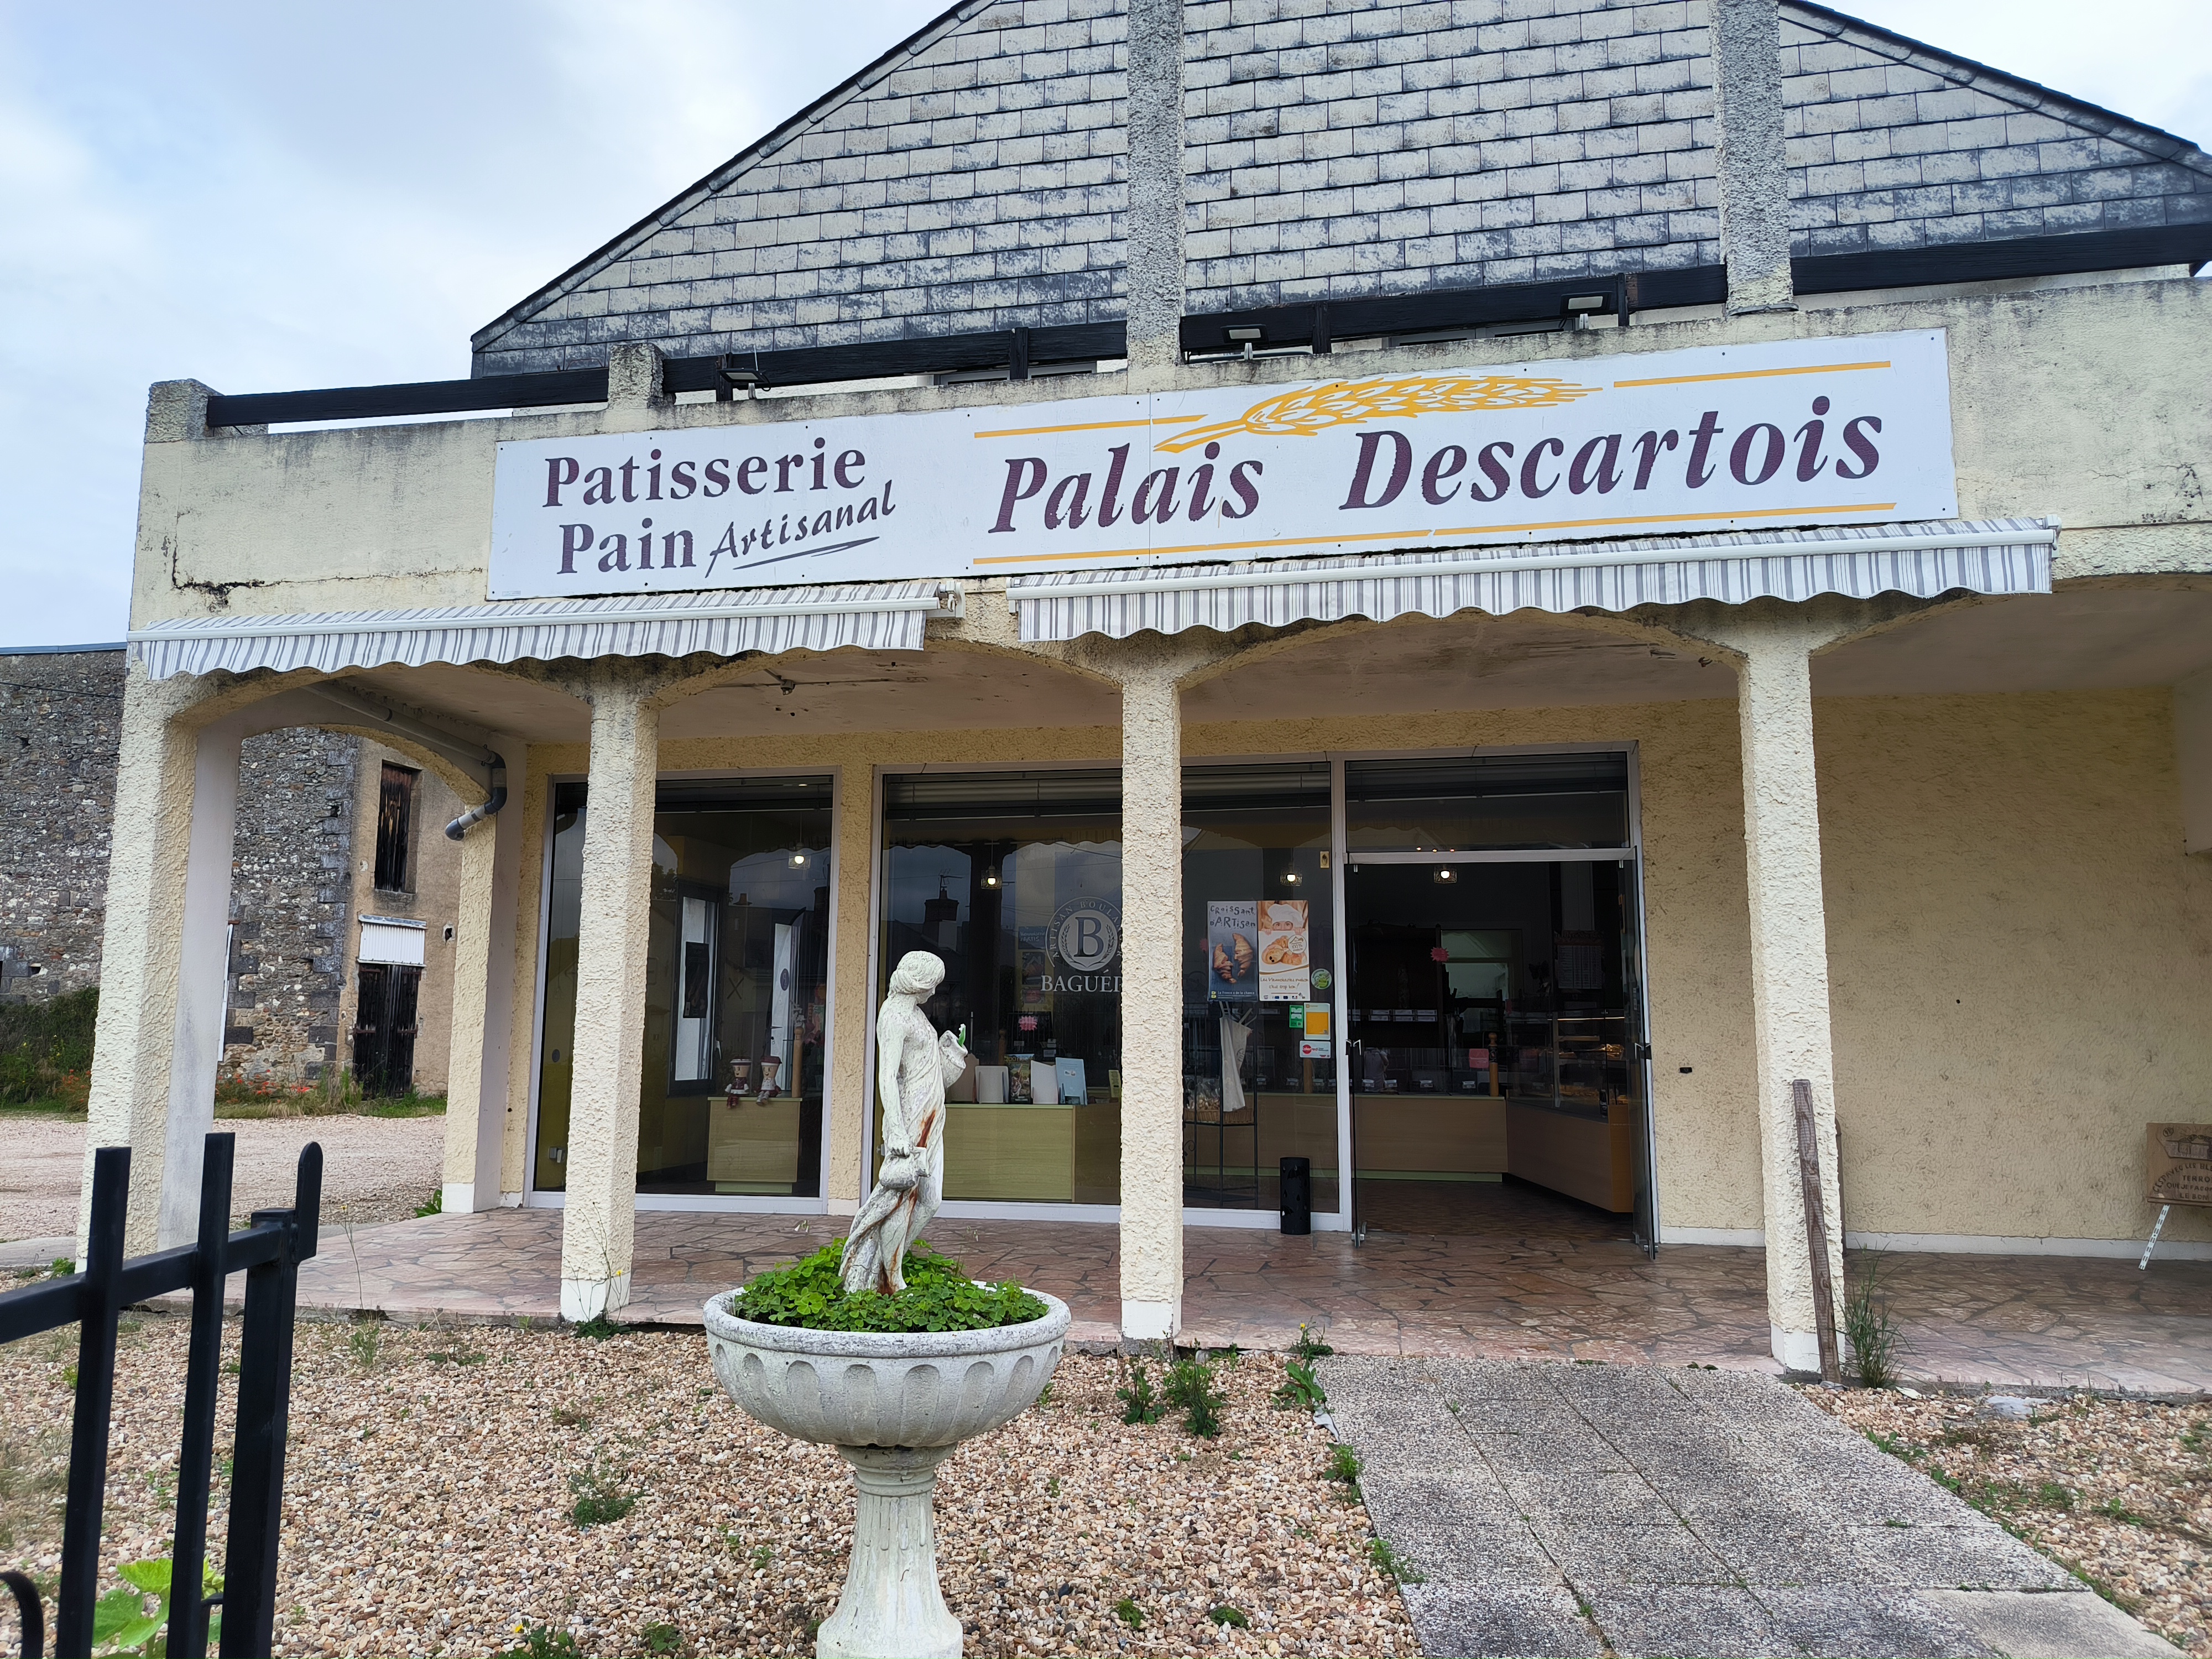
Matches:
[1258,900,1311,1002]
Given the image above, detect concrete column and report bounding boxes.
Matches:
[1124,0,1186,376]
[441,738,525,1213]
[1117,648,1187,1340]
[560,669,660,1320]
[80,665,238,1257]
[1727,617,1844,1372]
[1710,0,1795,314]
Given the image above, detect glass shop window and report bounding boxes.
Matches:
[1344,752,1630,852]
[373,763,418,892]
[1181,763,1338,1215]
[878,769,1122,1205]
[531,775,835,1197]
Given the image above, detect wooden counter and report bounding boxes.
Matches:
[1352,1095,1506,1176]
[945,1103,1076,1202]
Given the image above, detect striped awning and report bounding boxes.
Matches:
[129,583,948,680]
[1008,518,2056,644]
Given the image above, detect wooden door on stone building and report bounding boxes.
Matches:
[353,962,421,1095]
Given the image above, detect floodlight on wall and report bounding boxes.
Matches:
[1225,325,1265,361]
[1433,867,1458,884]
[717,354,765,399]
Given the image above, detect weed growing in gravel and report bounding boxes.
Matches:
[1367,1537,1425,1584]
[1291,1323,1334,1362]
[732,1242,1044,1333]
[1326,1443,1364,1503]
[551,1405,589,1427]
[1045,1475,1061,1498]
[570,1314,620,1341]
[346,1322,381,1370]
[1843,1251,1903,1388]
[1116,1359,1165,1425]
[501,1624,582,1658]
[641,1620,682,1654]
[750,1544,771,1571]
[568,1461,637,1527]
[1272,1358,1326,1412]
[1114,1597,1143,1629]
[2039,1480,2076,1509]
[1208,1603,1251,1627]
[414,1188,444,1218]
[427,1348,487,1366]
[1163,1355,1225,1438]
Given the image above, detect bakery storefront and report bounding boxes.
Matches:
[94,285,2212,1370]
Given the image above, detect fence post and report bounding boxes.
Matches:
[1793,1078,1842,1383]
[55,1146,129,1659]
[216,1145,319,1659]
[166,1134,236,1659]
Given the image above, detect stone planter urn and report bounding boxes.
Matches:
[703,1288,1071,1659]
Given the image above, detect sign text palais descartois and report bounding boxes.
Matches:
[487,331,1957,601]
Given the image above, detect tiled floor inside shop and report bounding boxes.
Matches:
[274,1188,2212,1394]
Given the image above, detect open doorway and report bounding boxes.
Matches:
[1343,754,1654,1249]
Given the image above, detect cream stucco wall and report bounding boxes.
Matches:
[1818,687,2212,1249]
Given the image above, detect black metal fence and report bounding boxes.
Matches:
[0,1133,321,1658]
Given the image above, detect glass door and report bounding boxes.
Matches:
[1342,753,1650,1244]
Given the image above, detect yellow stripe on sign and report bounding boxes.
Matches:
[972,415,1205,439]
[1611,361,1891,388]
[1431,503,1897,537]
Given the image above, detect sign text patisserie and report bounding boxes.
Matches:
[488,331,1956,600]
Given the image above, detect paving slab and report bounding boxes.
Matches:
[1321,1357,2180,1659]
[1917,1589,2186,1658]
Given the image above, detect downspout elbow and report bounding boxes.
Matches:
[445,755,508,841]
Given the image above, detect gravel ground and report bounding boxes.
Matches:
[1807,1385,2212,1656]
[0,1318,1415,1658]
[0,1113,445,1240]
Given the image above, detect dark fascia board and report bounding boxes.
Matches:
[1793,224,2212,294]
[205,323,1127,427]
[1787,2,2212,171]
[468,0,984,362]
[1179,267,1728,353]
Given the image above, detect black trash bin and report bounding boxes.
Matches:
[1279,1156,1311,1235]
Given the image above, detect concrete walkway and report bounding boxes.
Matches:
[261,1208,2212,1392]
[1320,1357,2179,1658]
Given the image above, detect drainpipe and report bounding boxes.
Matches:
[445,755,507,841]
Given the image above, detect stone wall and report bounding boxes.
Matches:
[0,648,126,1000]
[223,727,361,1083]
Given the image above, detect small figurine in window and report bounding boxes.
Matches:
[755,1053,783,1101]
[725,1058,750,1110]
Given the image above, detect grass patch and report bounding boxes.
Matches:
[1163,1354,1225,1438]
[1367,1537,1425,1584]
[1843,1250,1903,1387]
[568,1460,636,1527]
[1117,1358,1165,1425]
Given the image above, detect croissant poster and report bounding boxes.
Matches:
[488,331,1957,600]
[1256,900,1311,1003]
[1206,902,1257,1004]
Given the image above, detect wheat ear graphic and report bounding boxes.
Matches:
[1155,373,1599,453]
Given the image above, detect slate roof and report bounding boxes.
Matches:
[471,0,2212,376]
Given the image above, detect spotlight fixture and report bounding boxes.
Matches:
[1433,866,1458,884]
[981,867,1002,889]
[717,353,766,399]
[788,852,809,869]
[1280,869,1301,886]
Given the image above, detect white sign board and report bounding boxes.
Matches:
[489,330,1955,601]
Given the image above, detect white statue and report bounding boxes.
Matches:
[841,951,967,1295]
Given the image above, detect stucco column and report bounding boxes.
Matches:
[1116,646,1187,1340]
[1710,0,1795,313]
[826,761,876,1214]
[441,738,525,1214]
[560,669,660,1320]
[80,665,239,1257]
[1725,617,1845,1372]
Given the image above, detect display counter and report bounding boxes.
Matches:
[707,1096,804,1192]
[1505,1096,1638,1213]
[1353,1094,1507,1176]
[945,1102,1076,1201]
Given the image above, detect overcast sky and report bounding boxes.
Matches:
[1,1,2204,648]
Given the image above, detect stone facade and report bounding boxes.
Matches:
[0,648,126,1000]
[471,0,2212,373]
[0,649,458,1092]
